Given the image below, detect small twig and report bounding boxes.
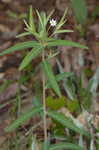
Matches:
[25,121,43,136]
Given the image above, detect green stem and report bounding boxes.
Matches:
[42,50,47,140]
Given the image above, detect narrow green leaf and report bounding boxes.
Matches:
[16,32,31,38]
[41,139,50,150]
[0,41,40,56]
[56,59,76,100]
[47,52,60,60]
[46,9,54,23]
[48,110,90,137]
[24,19,30,29]
[19,45,43,70]
[31,139,36,150]
[49,143,84,150]
[48,40,88,49]
[29,6,36,32]
[56,72,74,81]
[46,72,73,89]
[42,60,61,97]
[90,139,95,150]
[54,29,73,34]
[79,135,84,148]
[56,8,68,30]
[44,38,55,42]
[5,106,42,132]
[71,0,88,24]
[87,68,99,94]
[36,10,43,28]
[55,20,67,32]
[41,12,47,27]
[59,8,68,24]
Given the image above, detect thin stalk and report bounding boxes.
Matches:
[42,50,47,140]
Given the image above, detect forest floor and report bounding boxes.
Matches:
[0,0,99,150]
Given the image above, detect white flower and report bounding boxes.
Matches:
[50,19,56,27]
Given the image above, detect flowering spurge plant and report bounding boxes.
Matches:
[0,6,90,149]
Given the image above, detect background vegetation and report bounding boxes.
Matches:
[0,0,99,150]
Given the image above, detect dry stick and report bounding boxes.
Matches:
[42,50,47,141]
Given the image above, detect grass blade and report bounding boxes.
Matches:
[46,72,74,89]
[71,0,88,24]
[5,106,42,132]
[56,59,76,99]
[48,110,90,137]
[49,143,84,150]
[88,68,99,94]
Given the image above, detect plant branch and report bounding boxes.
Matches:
[42,50,47,140]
